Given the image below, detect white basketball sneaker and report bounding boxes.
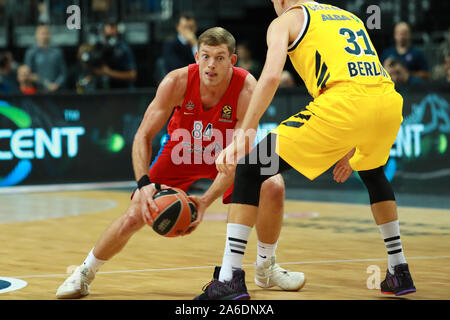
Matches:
[56,265,95,299]
[254,256,306,291]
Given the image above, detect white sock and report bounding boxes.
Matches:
[82,248,106,273]
[378,220,407,274]
[256,240,277,266]
[218,223,252,282]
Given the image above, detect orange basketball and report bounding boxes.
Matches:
[149,188,197,237]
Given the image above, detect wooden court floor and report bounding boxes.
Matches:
[1,190,450,300]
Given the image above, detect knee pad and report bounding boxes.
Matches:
[358,167,395,204]
[231,161,266,206]
[230,133,292,207]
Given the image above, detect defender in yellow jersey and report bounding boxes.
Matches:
[273,1,401,178]
[198,0,416,300]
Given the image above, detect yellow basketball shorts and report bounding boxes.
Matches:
[271,84,403,180]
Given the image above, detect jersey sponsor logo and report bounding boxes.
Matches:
[221,105,233,120]
[185,101,195,111]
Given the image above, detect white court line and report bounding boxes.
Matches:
[10,255,450,280]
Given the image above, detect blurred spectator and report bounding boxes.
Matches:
[433,27,450,80]
[91,19,137,89]
[236,42,262,78]
[162,12,197,73]
[67,44,104,94]
[381,22,430,80]
[383,57,424,85]
[0,51,20,94]
[279,70,296,88]
[24,24,67,92]
[17,65,37,95]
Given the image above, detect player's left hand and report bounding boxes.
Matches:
[333,148,356,183]
[215,142,238,176]
[182,195,207,235]
[216,132,253,175]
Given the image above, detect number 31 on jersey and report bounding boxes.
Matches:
[339,27,389,79]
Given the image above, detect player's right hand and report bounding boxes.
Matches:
[136,183,169,226]
[333,148,356,183]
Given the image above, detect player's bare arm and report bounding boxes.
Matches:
[239,10,302,131]
[216,10,303,174]
[132,68,188,179]
[215,72,257,174]
[132,67,188,224]
[185,73,257,235]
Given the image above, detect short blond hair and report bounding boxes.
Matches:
[198,27,236,56]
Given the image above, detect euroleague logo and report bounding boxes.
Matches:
[0,100,85,187]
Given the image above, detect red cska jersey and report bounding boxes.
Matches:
[149,64,249,202]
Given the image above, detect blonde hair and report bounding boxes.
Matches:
[198,27,236,56]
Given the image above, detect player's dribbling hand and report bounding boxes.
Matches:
[333,148,356,183]
[137,183,170,226]
[182,195,207,236]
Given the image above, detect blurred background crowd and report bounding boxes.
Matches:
[0,0,449,96]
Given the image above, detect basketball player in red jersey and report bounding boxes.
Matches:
[56,27,305,299]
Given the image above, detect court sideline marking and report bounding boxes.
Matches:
[9,255,450,279]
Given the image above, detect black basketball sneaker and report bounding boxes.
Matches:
[380,263,416,296]
[194,268,250,300]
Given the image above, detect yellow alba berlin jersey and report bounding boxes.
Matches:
[272,2,404,180]
[287,2,393,98]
